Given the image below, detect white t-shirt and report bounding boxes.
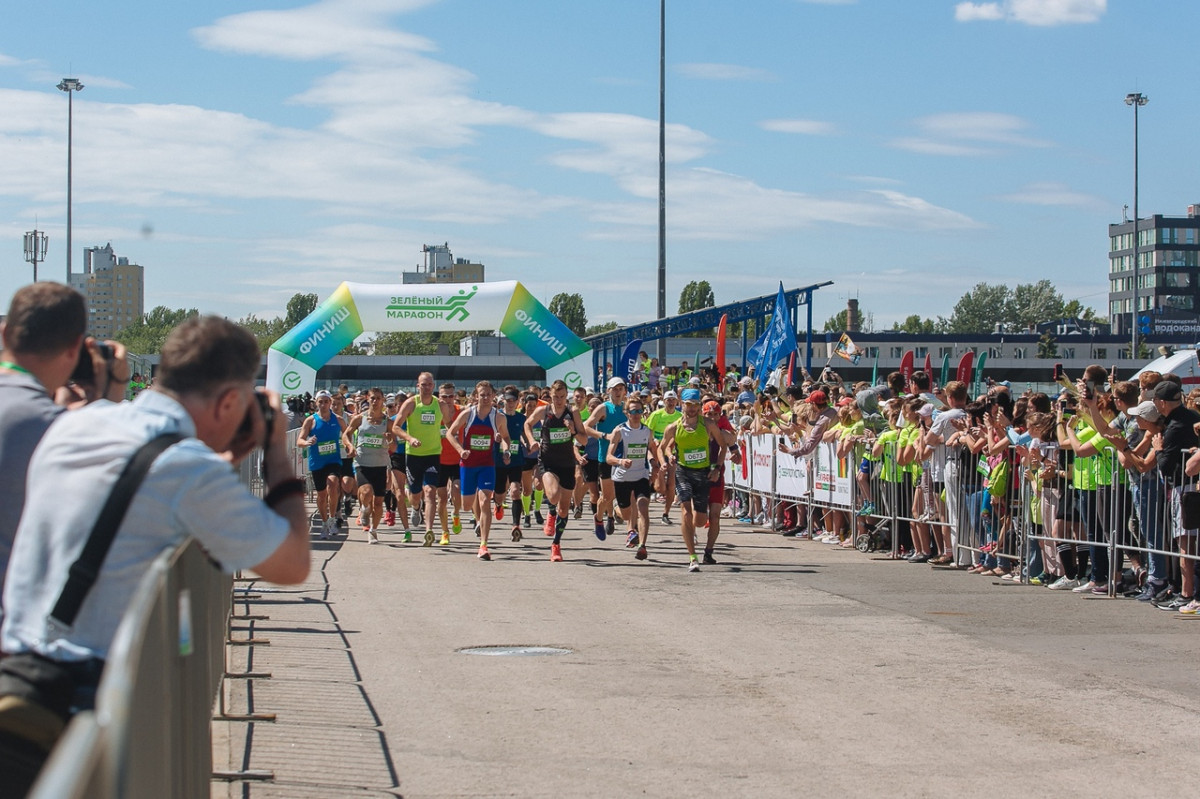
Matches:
[928,408,967,483]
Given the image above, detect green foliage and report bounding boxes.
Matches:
[1037,332,1058,359]
[114,306,199,355]
[548,292,587,337]
[585,321,620,337]
[823,307,874,333]
[371,331,438,356]
[891,314,944,335]
[284,292,319,329]
[948,281,1102,334]
[677,280,716,337]
[237,314,288,354]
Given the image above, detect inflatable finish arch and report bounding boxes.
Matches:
[265,281,594,396]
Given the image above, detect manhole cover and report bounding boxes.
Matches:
[458,645,572,657]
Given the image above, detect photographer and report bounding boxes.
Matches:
[1,316,310,785]
[0,283,131,597]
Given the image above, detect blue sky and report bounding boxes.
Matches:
[2,0,1197,333]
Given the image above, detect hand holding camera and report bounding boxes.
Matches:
[67,337,131,404]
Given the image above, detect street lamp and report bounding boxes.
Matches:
[57,77,84,284]
[656,0,667,364]
[23,229,48,282]
[1125,91,1147,358]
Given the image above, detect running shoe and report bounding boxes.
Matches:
[1090,582,1110,595]
[403,531,413,543]
[439,533,451,546]
[494,504,504,521]
[573,504,583,519]
[452,515,462,534]
[594,520,607,541]
[512,526,522,542]
[635,546,648,560]
[1071,580,1096,594]
[702,552,717,565]
[1158,594,1192,611]
[1179,599,1200,615]
[626,530,639,548]
[524,513,531,528]
[544,514,556,536]
[856,501,875,517]
[1047,576,1080,591]
[477,545,491,561]
[319,518,331,540]
[550,543,563,562]
[688,559,701,573]
[605,516,615,538]
[474,524,481,538]
[423,530,434,547]
[661,513,672,525]
[367,529,379,545]
[534,510,545,525]
[384,511,396,527]
[410,508,422,528]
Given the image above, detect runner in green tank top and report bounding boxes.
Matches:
[392,372,456,545]
[661,388,727,572]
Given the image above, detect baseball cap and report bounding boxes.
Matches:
[1153,381,1183,402]
[917,404,935,418]
[606,376,626,390]
[837,396,855,407]
[385,393,396,404]
[315,390,332,400]
[702,400,721,413]
[504,391,520,401]
[663,390,678,399]
[1128,400,1162,422]
[739,376,753,386]
[807,390,827,405]
[681,388,702,403]
[688,376,701,385]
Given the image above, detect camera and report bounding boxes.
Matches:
[70,341,114,383]
[237,391,275,451]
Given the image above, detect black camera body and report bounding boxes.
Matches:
[237,391,275,451]
[70,342,114,384]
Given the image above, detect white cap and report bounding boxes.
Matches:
[917,403,935,418]
[739,376,753,386]
[606,376,626,390]
[315,390,332,399]
[688,376,701,385]
[663,390,678,399]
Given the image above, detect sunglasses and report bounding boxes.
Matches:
[627,408,644,415]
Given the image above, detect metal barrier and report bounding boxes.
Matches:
[29,541,231,799]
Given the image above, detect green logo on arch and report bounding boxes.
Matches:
[282,371,302,391]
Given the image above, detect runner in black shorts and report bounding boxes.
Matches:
[525,380,587,561]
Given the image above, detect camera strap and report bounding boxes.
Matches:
[49,432,184,630]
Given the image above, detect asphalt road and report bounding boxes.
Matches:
[305,512,1200,798]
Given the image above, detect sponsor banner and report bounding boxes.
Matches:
[271,283,363,370]
[545,352,593,391]
[724,434,850,506]
[811,441,852,508]
[267,279,593,395]
[500,282,590,369]
[749,434,774,491]
[775,445,810,498]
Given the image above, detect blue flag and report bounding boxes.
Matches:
[752,283,797,382]
[618,339,643,383]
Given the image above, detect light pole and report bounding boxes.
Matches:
[23,229,48,282]
[57,77,84,283]
[656,0,667,363]
[1125,91,1147,358]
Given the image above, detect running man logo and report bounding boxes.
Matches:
[386,286,478,322]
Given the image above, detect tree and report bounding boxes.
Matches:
[371,331,438,356]
[284,292,319,329]
[115,306,199,354]
[948,283,1013,334]
[891,314,943,335]
[237,313,287,354]
[1062,299,1105,325]
[1007,280,1064,331]
[1037,332,1058,359]
[677,280,716,337]
[548,292,587,337]
[823,307,874,333]
[585,321,619,337]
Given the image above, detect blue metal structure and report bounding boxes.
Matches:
[584,281,833,389]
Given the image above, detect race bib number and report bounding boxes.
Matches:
[627,443,647,461]
[360,435,384,448]
[509,440,520,455]
[420,412,436,425]
[549,428,571,444]
[317,441,338,456]
[470,434,492,450]
[683,449,706,464]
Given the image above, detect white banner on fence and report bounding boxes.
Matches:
[726,434,852,509]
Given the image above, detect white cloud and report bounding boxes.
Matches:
[891,111,1051,156]
[674,63,775,82]
[760,118,836,135]
[996,181,1107,209]
[955,0,1105,26]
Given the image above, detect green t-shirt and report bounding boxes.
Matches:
[646,408,681,441]
[875,429,902,482]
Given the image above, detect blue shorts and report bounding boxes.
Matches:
[460,465,496,497]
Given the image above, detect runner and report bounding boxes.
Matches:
[385,392,412,539]
[585,376,630,540]
[570,386,594,519]
[494,389,532,542]
[646,389,681,523]
[524,380,589,561]
[297,390,344,539]
[700,399,737,564]
[522,392,547,527]
[607,396,659,560]
[437,382,464,544]
[446,380,511,560]
[391,372,456,546]
[342,387,395,544]
[661,388,727,572]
